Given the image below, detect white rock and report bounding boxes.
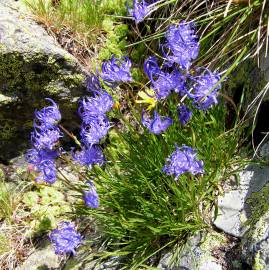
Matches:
[214,164,269,237]
[17,244,60,270]
[157,231,226,270]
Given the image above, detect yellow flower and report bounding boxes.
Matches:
[135,89,157,111]
[113,101,120,110]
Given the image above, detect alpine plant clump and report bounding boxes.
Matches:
[24,6,225,256]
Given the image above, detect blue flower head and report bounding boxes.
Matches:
[73,145,105,169]
[31,125,62,150]
[163,21,199,70]
[80,115,111,146]
[142,110,173,134]
[144,56,161,79]
[49,222,82,255]
[78,92,114,121]
[83,181,99,208]
[163,145,204,179]
[25,148,58,165]
[144,57,186,99]
[36,159,57,184]
[34,98,61,128]
[100,55,132,86]
[177,105,192,126]
[25,148,58,184]
[188,68,221,110]
[86,74,103,93]
[128,0,158,23]
[25,99,62,184]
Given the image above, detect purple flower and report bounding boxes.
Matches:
[83,182,99,208]
[25,148,58,184]
[162,145,204,179]
[188,68,221,110]
[177,105,192,125]
[80,116,110,146]
[163,21,199,70]
[128,0,158,23]
[34,98,61,128]
[73,145,105,169]
[35,159,57,184]
[78,92,114,121]
[152,70,185,99]
[25,148,58,165]
[100,55,132,86]
[31,125,62,150]
[86,74,103,93]
[144,56,161,78]
[25,99,62,184]
[144,57,186,99]
[49,222,82,255]
[142,110,172,134]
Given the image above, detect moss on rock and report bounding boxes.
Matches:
[0,51,86,161]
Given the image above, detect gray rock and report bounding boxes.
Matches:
[17,243,61,270]
[157,231,230,270]
[64,257,118,270]
[0,0,87,161]
[0,154,31,186]
[242,211,269,270]
[214,164,269,237]
[226,58,267,114]
[258,142,269,159]
[261,51,269,82]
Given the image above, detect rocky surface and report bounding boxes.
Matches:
[213,164,269,237]
[17,241,61,270]
[0,0,87,161]
[157,231,241,270]
[261,50,269,82]
[242,211,269,270]
[212,142,269,269]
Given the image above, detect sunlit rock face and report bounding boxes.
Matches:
[0,1,87,161]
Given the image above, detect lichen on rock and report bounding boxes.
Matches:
[242,211,269,270]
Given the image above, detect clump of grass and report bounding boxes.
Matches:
[0,179,34,269]
[23,0,127,40]
[0,181,20,224]
[74,97,246,269]
[23,0,129,67]
[0,233,11,256]
[24,0,104,33]
[0,224,34,270]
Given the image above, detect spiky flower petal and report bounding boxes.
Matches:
[188,68,221,110]
[100,55,132,86]
[163,21,199,70]
[80,115,111,146]
[73,145,105,169]
[78,92,114,120]
[128,0,158,23]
